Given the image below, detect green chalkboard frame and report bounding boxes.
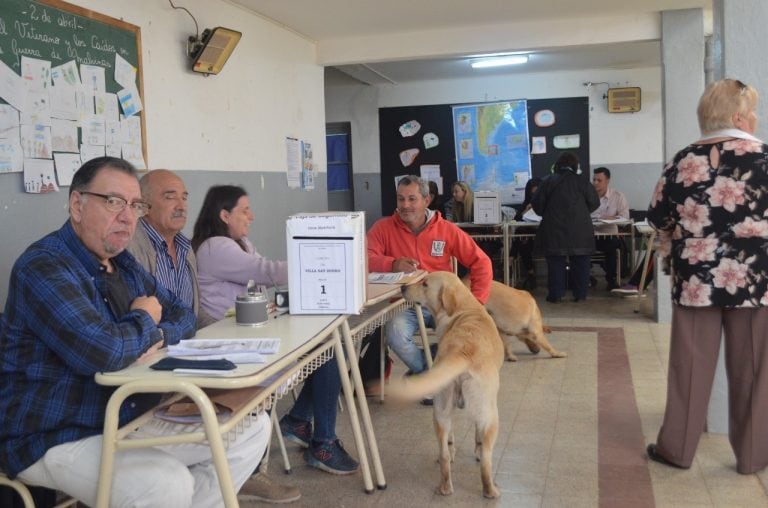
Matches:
[0,0,147,165]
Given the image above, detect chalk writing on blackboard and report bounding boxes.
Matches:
[0,0,147,178]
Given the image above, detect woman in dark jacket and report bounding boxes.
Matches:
[532,152,599,302]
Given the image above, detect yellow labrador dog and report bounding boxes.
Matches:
[465,278,567,361]
[391,271,503,499]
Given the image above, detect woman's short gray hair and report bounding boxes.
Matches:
[697,78,758,133]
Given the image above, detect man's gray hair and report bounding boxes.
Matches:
[397,175,429,198]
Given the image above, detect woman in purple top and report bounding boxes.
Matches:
[192,185,359,475]
[192,185,287,321]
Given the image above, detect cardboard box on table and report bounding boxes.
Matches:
[473,191,501,224]
[286,212,367,315]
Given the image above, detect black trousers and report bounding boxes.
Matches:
[595,237,623,283]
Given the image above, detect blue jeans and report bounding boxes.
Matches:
[385,306,435,374]
[288,358,340,442]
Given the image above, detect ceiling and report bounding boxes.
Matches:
[229,0,711,84]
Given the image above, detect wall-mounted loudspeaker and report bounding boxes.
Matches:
[607,87,641,113]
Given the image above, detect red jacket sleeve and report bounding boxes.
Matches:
[367,218,397,272]
[448,226,492,303]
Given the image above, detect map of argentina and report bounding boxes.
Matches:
[453,100,532,204]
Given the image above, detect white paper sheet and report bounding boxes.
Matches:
[522,208,542,222]
[0,60,26,111]
[95,92,119,122]
[81,115,106,145]
[296,241,348,310]
[285,137,301,188]
[121,142,146,169]
[0,140,23,173]
[53,153,82,186]
[50,85,79,121]
[114,54,137,89]
[80,143,106,163]
[368,272,405,284]
[0,105,20,136]
[105,121,121,157]
[24,159,58,193]
[21,90,51,126]
[168,338,281,356]
[51,60,81,87]
[20,124,52,159]
[80,64,106,93]
[21,56,51,91]
[117,86,142,117]
[51,118,78,152]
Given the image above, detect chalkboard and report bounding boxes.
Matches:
[0,0,147,164]
[527,97,589,182]
[379,104,456,216]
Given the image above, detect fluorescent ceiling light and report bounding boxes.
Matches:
[471,55,528,68]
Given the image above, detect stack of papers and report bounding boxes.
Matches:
[368,272,406,284]
[168,338,280,364]
[522,209,542,222]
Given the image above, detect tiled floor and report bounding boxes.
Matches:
[269,282,768,507]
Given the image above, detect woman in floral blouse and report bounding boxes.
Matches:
[646,79,768,474]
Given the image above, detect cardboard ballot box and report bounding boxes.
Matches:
[286,212,367,315]
[473,191,501,224]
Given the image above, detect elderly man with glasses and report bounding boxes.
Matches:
[0,157,275,507]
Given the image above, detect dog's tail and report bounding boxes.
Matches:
[385,354,470,402]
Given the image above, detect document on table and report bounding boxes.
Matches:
[596,217,628,224]
[522,209,542,222]
[368,272,405,284]
[168,338,280,358]
[297,241,348,310]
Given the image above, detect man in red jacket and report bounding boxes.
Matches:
[367,175,492,379]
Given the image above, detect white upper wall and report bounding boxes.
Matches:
[68,0,326,172]
[326,66,664,177]
[376,66,664,165]
[318,14,661,65]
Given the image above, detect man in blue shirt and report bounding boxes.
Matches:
[128,169,215,328]
[0,157,272,507]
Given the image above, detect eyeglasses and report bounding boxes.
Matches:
[736,79,748,94]
[79,191,151,217]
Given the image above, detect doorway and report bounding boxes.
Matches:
[326,122,354,211]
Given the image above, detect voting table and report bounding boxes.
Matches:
[95,313,383,507]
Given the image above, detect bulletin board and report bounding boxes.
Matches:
[378,97,589,214]
[527,97,589,182]
[378,103,456,216]
[0,0,147,186]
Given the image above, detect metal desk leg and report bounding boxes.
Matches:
[635,231,656,314]
[379,327,386,403]
[342,320,387,489]
[414,303,433,369]
[270,409,292,474]
[503,222,510,286]
[96,381,238,508]
[332,328,375,493]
